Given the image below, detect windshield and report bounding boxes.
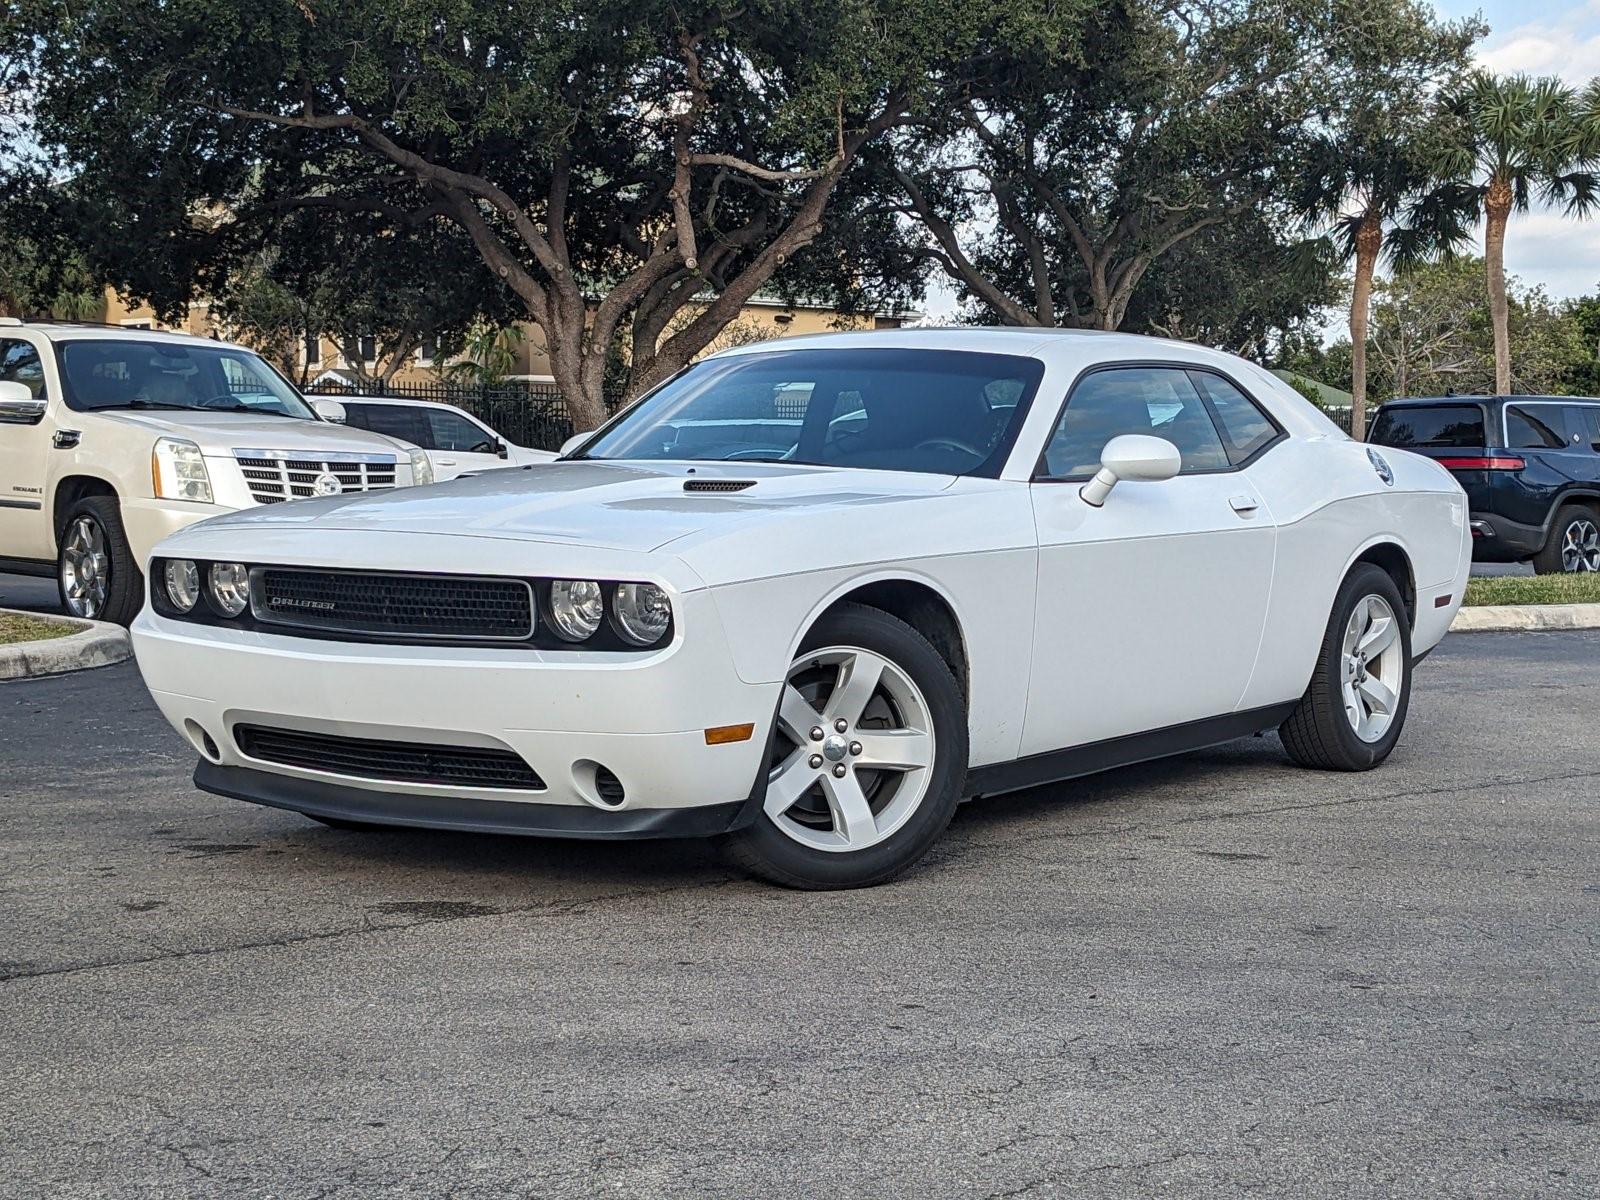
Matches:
[58,339,315,419]
[578,348,1046,476]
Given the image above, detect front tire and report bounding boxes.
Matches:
[1279,563,1412,771]
[721,603,968,889]
[57,497,143,626]
[1532,505,1600,575]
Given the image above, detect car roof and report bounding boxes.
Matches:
[7,321,252,353]
[1383,394,1600,407]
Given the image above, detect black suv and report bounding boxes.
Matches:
[1370,396,1600,573]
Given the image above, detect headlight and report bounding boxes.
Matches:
[408,448,434,486]
[151,438,213,503]
[611,582,672,646]
[163,559,200,612]
[548,579,604,641]
[207,562,250,617]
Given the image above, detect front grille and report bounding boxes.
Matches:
[233,449,398,504]
[253,569,534,641]
[234,724,545,790]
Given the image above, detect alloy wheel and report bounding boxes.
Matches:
[60,515,110,620]
[764,645,936,853]
[1560,518,1600,573]
[1340,595,1405,743]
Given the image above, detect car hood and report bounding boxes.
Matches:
[95,410,412,457]
[193,460,958,553]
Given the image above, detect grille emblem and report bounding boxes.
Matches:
[312,472,342,497]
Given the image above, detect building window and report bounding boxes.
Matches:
[419,334,437,364]
[304,334,320,366]
[359,334,377,363]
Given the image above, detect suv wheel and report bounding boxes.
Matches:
[721,603,967,889]
[1279,564,1412,771]
[1533,505,1600,575]
[57,496,143,626]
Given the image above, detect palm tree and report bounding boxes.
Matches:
[1293,120,1467,440]
[1436,73,1600,395]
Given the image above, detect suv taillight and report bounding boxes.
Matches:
[1435,456,1525,471]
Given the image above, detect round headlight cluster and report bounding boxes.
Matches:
[209,562,250,616]
[548,579,604,641]
[613,583,672,646]
[546,579,672,646]
[163,559,200,612]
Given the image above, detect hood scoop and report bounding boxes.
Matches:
[683,478,757,493]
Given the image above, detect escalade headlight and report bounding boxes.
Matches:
[408,448,434,486]
[151,438,213,503]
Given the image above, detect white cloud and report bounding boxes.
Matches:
[1475,0,1600,86]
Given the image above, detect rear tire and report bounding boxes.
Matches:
[1279,564,1412,771]
[721,603,967,890]
[1532,505,1600,575]
[57,496,143,626]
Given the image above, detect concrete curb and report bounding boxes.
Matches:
[0,608,132,681]
[1450,602,1600,632]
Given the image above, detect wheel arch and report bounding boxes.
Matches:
[794,572,970,701]
[52,475,119,547]
[1345,538,1416,626]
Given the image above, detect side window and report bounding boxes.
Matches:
[1559,406,1595,451]
[427,409,494,453]
[350,404,434,448]
[1042,366,1229,479]
[1191,372,1278,464]
[0,338,47,399]
[1506,406,1565,450]
[1580,408,1600,454]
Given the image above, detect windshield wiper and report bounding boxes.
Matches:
[93,400,193,411]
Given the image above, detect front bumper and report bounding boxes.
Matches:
[195,762,756,839]
[131,594,777,832]
[121,498,238,568]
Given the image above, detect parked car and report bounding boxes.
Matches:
[1369,395,1600,573]
[0,320,433,624]
[326,395,556,481]
[131,330,1469,889]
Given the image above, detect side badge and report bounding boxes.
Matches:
[1366,448,1394,486]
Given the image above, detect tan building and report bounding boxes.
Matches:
[99,290,916,388]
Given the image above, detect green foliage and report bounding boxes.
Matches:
[1331,257,1587,400]
[0,175,105,319]
[440,322,525,388]
[1563,292,1600,396]
[899,0,1478,334]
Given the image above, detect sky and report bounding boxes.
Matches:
[921,0,1600,323]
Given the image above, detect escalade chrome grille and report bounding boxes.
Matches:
[252,568,535,641]
[232,448,398,504]
[233,724,545,790]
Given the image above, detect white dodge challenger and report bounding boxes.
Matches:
[130,330,1470,889]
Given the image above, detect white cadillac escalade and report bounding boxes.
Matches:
[0,320,433,624]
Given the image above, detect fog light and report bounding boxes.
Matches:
[208,562,250,617]
[163,559,200,612]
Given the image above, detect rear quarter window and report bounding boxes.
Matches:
[1369,405,1485,448]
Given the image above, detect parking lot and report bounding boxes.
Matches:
[2,629,1596,1198]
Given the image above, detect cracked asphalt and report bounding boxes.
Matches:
[2,632,1598,1198]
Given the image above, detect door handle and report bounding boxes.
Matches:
[437,458,457,466]
[1229,494,1259,515]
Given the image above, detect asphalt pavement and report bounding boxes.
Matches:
[2,633,1598,1198]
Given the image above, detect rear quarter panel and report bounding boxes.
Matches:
[1240,439,1468,711]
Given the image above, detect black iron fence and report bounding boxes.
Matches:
[311,379,576,451]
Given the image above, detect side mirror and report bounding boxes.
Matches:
[1079,434,1181,507]
[559,433,588,457]
[495,439,509,460]
[0,380,46,425]
[310,397,347,424]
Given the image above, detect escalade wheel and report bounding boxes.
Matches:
[1279,564,1412,771]
[57,497,143,626]
[722,603,967,889]
[1533,505,1600,575]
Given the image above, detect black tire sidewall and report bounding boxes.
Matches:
[57,496,143,626]
[724,604,968,889]
[1533,505,1596,576]
[1318,565,1413,768]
